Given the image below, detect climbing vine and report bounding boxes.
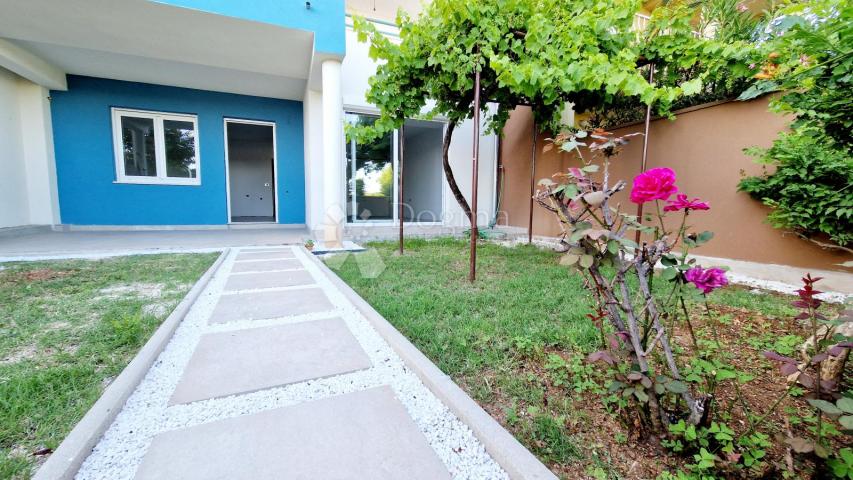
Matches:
[351,0,752,217]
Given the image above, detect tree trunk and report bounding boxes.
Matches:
[442,121,472,222]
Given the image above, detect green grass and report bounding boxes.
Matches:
[0,253,218,479]
[328,238,805,476]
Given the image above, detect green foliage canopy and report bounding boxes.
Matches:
[352,0,755,140]
[740,0,852,148]
[739,0,852,249]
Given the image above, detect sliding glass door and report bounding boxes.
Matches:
[345,113,395,223]
[344,112,445,224]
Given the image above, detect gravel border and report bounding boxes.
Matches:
[73,246,511,480]
[304,248,558,480]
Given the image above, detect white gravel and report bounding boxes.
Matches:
[75,246,508,480]
[496,238,851,304]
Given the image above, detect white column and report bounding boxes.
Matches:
[321,59,344,247]
[19,81,60,225]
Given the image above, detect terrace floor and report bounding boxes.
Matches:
[0,227,309,260]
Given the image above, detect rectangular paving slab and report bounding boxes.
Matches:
[170,318,371,405]
[138,387,450,479]
[231,258,303,273]
[235,250,296,261]
[209,287,334,324]
[224,269,315,292]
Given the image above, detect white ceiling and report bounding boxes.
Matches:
[0,0,317,100]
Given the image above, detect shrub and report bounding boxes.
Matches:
[738,130,853,247]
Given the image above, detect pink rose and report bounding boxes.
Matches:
[630,167,678,204]
[663,194,710,212]
[685,267,728,294]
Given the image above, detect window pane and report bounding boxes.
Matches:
[345,113,393,222]
[164,119,197,178]
[121,116,156,177]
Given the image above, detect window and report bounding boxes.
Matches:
[112,108,200,185]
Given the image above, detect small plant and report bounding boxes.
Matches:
[762,275,852,470]
[304,239,315,251]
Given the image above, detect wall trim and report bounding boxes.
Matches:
[54,223,307,232]
[0,224,53,238]
[602,97,755,131]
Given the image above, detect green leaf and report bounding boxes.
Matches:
[607,240,620,255]
[808,399,843,417]
[679,78,703,96]
[579,255,594,269]
[839,415,853,430]
[666,380,689,394]
[661,267,678,281]
[837,397,853,414]
[560,253,580,266]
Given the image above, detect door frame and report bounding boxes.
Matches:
[223,118,278,224]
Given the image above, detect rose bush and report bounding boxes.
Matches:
[533,129,852,477]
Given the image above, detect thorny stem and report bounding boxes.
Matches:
[654,200,667,238]
[679,295,700,351]
[809,302,823,448]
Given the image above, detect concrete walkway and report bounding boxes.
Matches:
[74,246,511,479]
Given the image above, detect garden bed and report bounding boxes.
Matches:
[328,239,848,479]
[0,253,219,479]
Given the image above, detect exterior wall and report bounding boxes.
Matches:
[50,75,304,226]
[341,26,498,229]
[499,99,851,272]
[154,0,346,55]
[0,67,60,229]
[0,68,29,228]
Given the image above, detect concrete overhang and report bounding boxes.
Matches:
[0,0,341,100]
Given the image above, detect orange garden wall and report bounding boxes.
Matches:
[497,98,851,272]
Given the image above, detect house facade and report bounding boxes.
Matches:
[0,0,496,242]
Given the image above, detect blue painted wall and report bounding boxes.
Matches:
[51,76,305,226]
[151,0,346,55]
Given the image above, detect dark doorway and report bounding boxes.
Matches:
[226,121,276,223]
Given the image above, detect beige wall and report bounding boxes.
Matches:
[498,98,852,272]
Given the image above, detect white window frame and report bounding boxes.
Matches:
[111,108,201,185]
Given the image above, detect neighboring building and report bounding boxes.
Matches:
[0,0,497,243]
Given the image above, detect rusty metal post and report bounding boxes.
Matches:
[635,64,655,244]
[398,123,405,254]
[469,67,481,282]
[528,119,537,244]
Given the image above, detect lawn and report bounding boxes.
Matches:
[328,238,845,479]
[0,253,218,479]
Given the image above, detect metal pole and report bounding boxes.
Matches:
[528,119,537,244]
[635,64,655,244]
[398,124,405,254]
[469,67,481,283]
